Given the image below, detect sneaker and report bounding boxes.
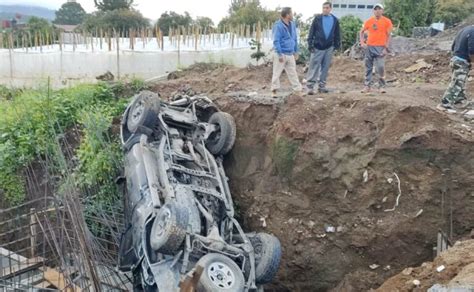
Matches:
[436,102,455,112]
[361,86,371,93]
[318,88,329,93]
[271,90,277,98]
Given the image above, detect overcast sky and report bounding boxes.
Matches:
[1,0,325,24]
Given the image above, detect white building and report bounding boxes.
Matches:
[331,0,382,21]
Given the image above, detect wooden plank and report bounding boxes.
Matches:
[179,265,203,292]
[43,267,82,292]
[34,280,53,288]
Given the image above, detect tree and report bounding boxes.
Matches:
[339,15,363,51]
[195,17,214,30]
[156,11,193,36]
[83,9,149,32]
[27,16,52,33]
[54,2,86,25]
[384,0,437,36]
[435,0,474,27]
[219,0,279,29]
[94,0,133,11]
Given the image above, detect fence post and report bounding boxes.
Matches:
[114,29,120,80]
[8,33,14,80]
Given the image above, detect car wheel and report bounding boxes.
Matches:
[205,112,236,155]
[150,202,188,255]
[127,91,161,133]
[248,233,282,284]
[196,253,245,292]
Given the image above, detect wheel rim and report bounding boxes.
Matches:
[131,99,146,124]
[207,124,222,145]
[207,261,236,289]
[155,208,171,236]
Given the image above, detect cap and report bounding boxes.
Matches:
[374,3,384,9]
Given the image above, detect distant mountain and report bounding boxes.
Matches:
[0,5,55,22]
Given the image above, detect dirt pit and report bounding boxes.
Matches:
[149,45,474,291]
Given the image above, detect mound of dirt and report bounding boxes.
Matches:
[377,239,474,291]
[148,45,474,290]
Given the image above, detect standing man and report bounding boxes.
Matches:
[437,25,474,111]
[306,1,341,95]
[271,7,303,97]
[360,3,393,93]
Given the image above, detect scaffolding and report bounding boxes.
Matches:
[0,196,131,291]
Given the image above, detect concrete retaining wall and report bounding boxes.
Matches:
[0,45,272,88]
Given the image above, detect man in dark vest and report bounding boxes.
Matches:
[437,25,474,112]
[306,1,341,95]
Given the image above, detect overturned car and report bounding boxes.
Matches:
[118,91,282,291]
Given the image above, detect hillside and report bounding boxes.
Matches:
[0,4,55,21]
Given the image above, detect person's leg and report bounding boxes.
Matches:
[285,54,303,91]
[375,56,386,89]
[271,53,286,92]
[318,47,335,91]
[364,49,374,89]
[442,59,470,105]
[305,49,324,90]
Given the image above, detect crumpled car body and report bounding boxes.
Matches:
[117,91,281,292]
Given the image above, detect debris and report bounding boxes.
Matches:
[247,91,258,97]
[413,279,421,286]
[343,190,348,198]
[363,170,369,183]
[464,110,474,118]
[325,226,336,233]
[404,59,433,73]
[260,217,267,228]
[383,265,391,271]
[307,221,316,228]
[96,70,114,81]
[385,172,402,212]
[336,226,344,232]
[436,265,445,272]
[402,267,413,275]
[316,233,327,239]
[382,196,388,203]
[415,209,423,218]
[369,264,380,270]
[387,177,394,184]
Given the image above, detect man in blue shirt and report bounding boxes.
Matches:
[306,1,341,95]
[271,7,303,97]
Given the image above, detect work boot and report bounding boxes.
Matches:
[361,86,371,93]
[271,90,277,98]
[436,101,455,113]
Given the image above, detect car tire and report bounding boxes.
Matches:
[206,112,236,155]
[127,91,161,133]
[248,233,282,284]
[150,202,188,255]
[196,253,245,292]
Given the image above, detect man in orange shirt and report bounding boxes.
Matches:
[359,4,393,93]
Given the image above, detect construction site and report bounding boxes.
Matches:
[0,10,474,292]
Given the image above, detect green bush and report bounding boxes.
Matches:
[271,136,300,179]
[339,15,363,51]
[0,82,127,206]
